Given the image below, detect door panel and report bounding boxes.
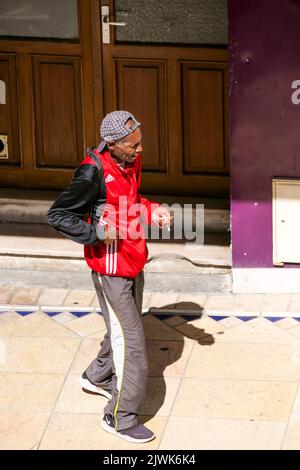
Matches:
[0,0,79,40]
[181,62,227,174]
[115,59,167,172]
[32,55,83,168]
[0,53,20,166]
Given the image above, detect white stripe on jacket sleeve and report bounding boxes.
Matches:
[105,239,118,275]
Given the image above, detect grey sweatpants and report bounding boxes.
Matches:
[84,270,148,431]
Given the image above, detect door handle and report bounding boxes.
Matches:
[101,6,126,44]
[103,17,126,27]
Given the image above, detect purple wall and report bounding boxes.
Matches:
[229,0,300,267]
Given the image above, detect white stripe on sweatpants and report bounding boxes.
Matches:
[97,274,124,393]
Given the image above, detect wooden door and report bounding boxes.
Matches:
[101,0,229,197]
[0,0,103,190]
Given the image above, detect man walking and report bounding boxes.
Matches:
[48,111,172,443]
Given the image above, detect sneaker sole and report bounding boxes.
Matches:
[79,377,112,399]
[101,420,156,444]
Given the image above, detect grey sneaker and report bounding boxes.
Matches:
[80,372,112,400]
[102,414,156,443]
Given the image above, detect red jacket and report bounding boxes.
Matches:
[84,149,159,277]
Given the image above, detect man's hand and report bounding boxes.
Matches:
[104,223,117,245]
[151,207,173,229]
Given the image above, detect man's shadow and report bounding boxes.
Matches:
[140,301,221,424]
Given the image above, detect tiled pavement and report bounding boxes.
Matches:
[2,287,300,316]
[1,288,300,449]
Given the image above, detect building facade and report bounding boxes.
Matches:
[230,0,300,292]
[2,0,300,293]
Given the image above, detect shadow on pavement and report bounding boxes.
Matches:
[141,301,219,424]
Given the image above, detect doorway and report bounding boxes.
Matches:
[100,0,229,197]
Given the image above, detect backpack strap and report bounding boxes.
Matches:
[86,146,103,175]
[86,148,106,210]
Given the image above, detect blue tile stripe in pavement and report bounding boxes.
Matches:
[0,309,103,318]
[264,316,286,322]
[43,310,103,318]
[180,314,202,322]
[43,311,64,317]
[15,310,36,316]
[235,316,258,322]
[154,313,300,323]
[71,311,93,318]
[1,309,300,323]
[208,315,230,321]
